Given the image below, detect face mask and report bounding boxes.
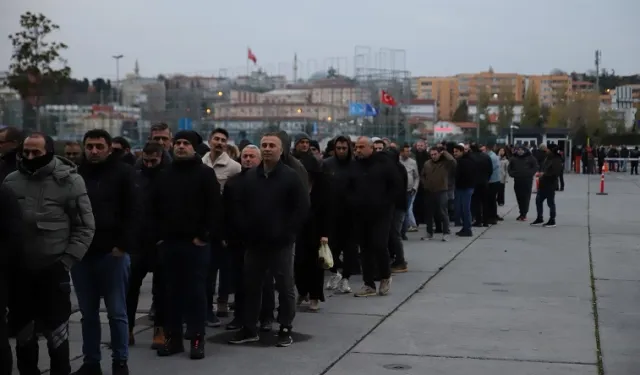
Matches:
[22,153,54,172]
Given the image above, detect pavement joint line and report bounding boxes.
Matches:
[594,277,640,282]
[587,175,605,375]
[317,204,517,375]
[313,311,386,318]
[350,351,598,367]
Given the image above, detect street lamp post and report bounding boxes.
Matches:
[112,54,124,104]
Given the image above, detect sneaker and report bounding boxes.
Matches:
[530,218,544,226]
[225,319,242,331]
[441,234,449,242]
[206,311,221,327]
[354,285,377,297]
[276,327,293,347]
[228,328,259,345]
[71,363,103,375]
[337,278,352,293]
[543,219,557,228]
[151,327,165,350]
[390,262,408,273]
[128,331,135,346]
[420,233,434,241]
[407,226,418,232]
[260,320,273,332]
[401,234,409,241]
[112,361,129,375]
[378,278,392,296]
[325,273,342,290]
[189,334,205,360]
[516,216,527,221]
[216,302,229,317]
[156,333,185,357]
[309,299,320,311]
[296,294,309,306]
[455,229,473,237]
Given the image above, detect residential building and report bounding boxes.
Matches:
[527,74,572,107]
[413,76,458,120]
[468,101,524,124]
[571,80,595,93]
[456,70,526,103]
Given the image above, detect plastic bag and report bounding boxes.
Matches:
[318,243,334,270]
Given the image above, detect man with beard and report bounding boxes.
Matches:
[323,135,357,293]
[3,132,95,375]
[348,136,401,297]
[112,137,137,165]
[74,129,139,375]
[229,133,308,347]
[126,141,168,349]
[153,130,221,360]
[64,141,84,165]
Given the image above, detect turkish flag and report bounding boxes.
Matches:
[381,90,397,106]
[247,48,257,64]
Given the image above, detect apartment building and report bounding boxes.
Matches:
[527,74,572,106]
[413,77,458,120]
[456,70,526,103]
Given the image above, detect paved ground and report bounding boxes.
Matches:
[11,173,640,375]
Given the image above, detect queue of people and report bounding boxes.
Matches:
[0,124,566,375]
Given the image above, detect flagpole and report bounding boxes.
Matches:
[246,46,249,77]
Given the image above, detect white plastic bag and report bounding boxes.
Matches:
[318,243,334,270]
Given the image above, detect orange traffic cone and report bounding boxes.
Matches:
[603,162,609,173]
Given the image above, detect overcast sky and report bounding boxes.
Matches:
[1,0,638,81]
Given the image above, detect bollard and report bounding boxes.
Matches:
[596,171,608,196]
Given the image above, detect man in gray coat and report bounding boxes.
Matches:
[2,132,95,375]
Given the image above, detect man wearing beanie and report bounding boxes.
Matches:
[152,130,222,360]
[292,132,311,159]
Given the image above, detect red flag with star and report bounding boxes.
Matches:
[381,90,397,106]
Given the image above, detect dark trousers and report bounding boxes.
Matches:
[162,241,210,337]
[486,182,500,222]
[513,178,533,217]
[13,263,71,375]
[243,245,296,335]
[388,209,406,264]
[0,273,12,375]
[126,253,165,331]
[454,188,474,231]
[329,219,359,279]
[558,171,565,190]
[536,189,556,220]
[631,162,638,175]
[471,184,490,225]
[357,216,392,288]
[71,253,131,363]
[425,191,450,235]
[497,183,505,205]
[207,244,231,310]
[230,247,274,323]
[294,240,325,302]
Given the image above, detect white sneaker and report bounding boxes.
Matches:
[326,273,342,290]
[337,278,352,293]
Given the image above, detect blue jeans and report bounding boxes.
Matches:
[71,253,131,363]
[454,188,474,231]
[402,191,417,234]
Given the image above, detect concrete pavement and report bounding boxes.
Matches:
[12,173,640,375]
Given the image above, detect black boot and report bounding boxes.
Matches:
[71,363,103,375]
[190,334,205,360]
[156,332,185,357]
[112,361,129,375]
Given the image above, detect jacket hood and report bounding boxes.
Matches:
[333,135,353,161]
[276,130,292,157]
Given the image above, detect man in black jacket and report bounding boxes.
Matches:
[469,143,493,227]
[531,144,563,228]
[126,141,167,349]
[453,145,476,236]
[228,133,309,348]
[508,146,538,220]
[348,137,401,298]
[73,129,139,375]
[0,185,23,375]
[151,130,221,360]
[386,147,409,273]
[323,135,358,293]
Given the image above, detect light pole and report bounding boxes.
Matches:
[112,54,123,104]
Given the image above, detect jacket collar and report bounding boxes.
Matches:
[203,151,230,168]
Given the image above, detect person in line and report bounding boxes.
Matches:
[152,130,222,360]
[485,145,501,225]
[469,144,493,227]
[531,144,563,228]
[452,144,476,237]
[399,144,419,239]
[73,129,139,375]
[630,146,639,175]
[497,147,509,207]
[229,133,308,347]
[348,136,400,297]
[295,154,331,311]
[292,133,311,158]
[508,146,538,221]
[387,147,409,273]
[126,141,168,349]
[420,146,456,241]
[201,128,241,326]
[323,136,357,293]
[135,123,173,170]
[3,132,94,375]
[411,140,429,229]
[111,137,136,165]
[64,141,84,165]
[0,126,22,181]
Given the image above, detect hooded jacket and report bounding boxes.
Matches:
[508,148,538,180]
[539,151,564,191]
[3,156,95,270]
[323,135,353,217]
[276,130,310,195]
[347,150,402,216]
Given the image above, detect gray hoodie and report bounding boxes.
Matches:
[2,156,95,270]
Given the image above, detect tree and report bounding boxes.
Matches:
[451,100,469,122]
[548,83,570,128]
[565,92,603,137]
[521,85,541,127]
[497,84,516,130]
[6,12,70,131]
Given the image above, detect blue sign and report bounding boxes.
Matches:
[349,102,378,117]
[312,122,318,135]
[178,117,193,130]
